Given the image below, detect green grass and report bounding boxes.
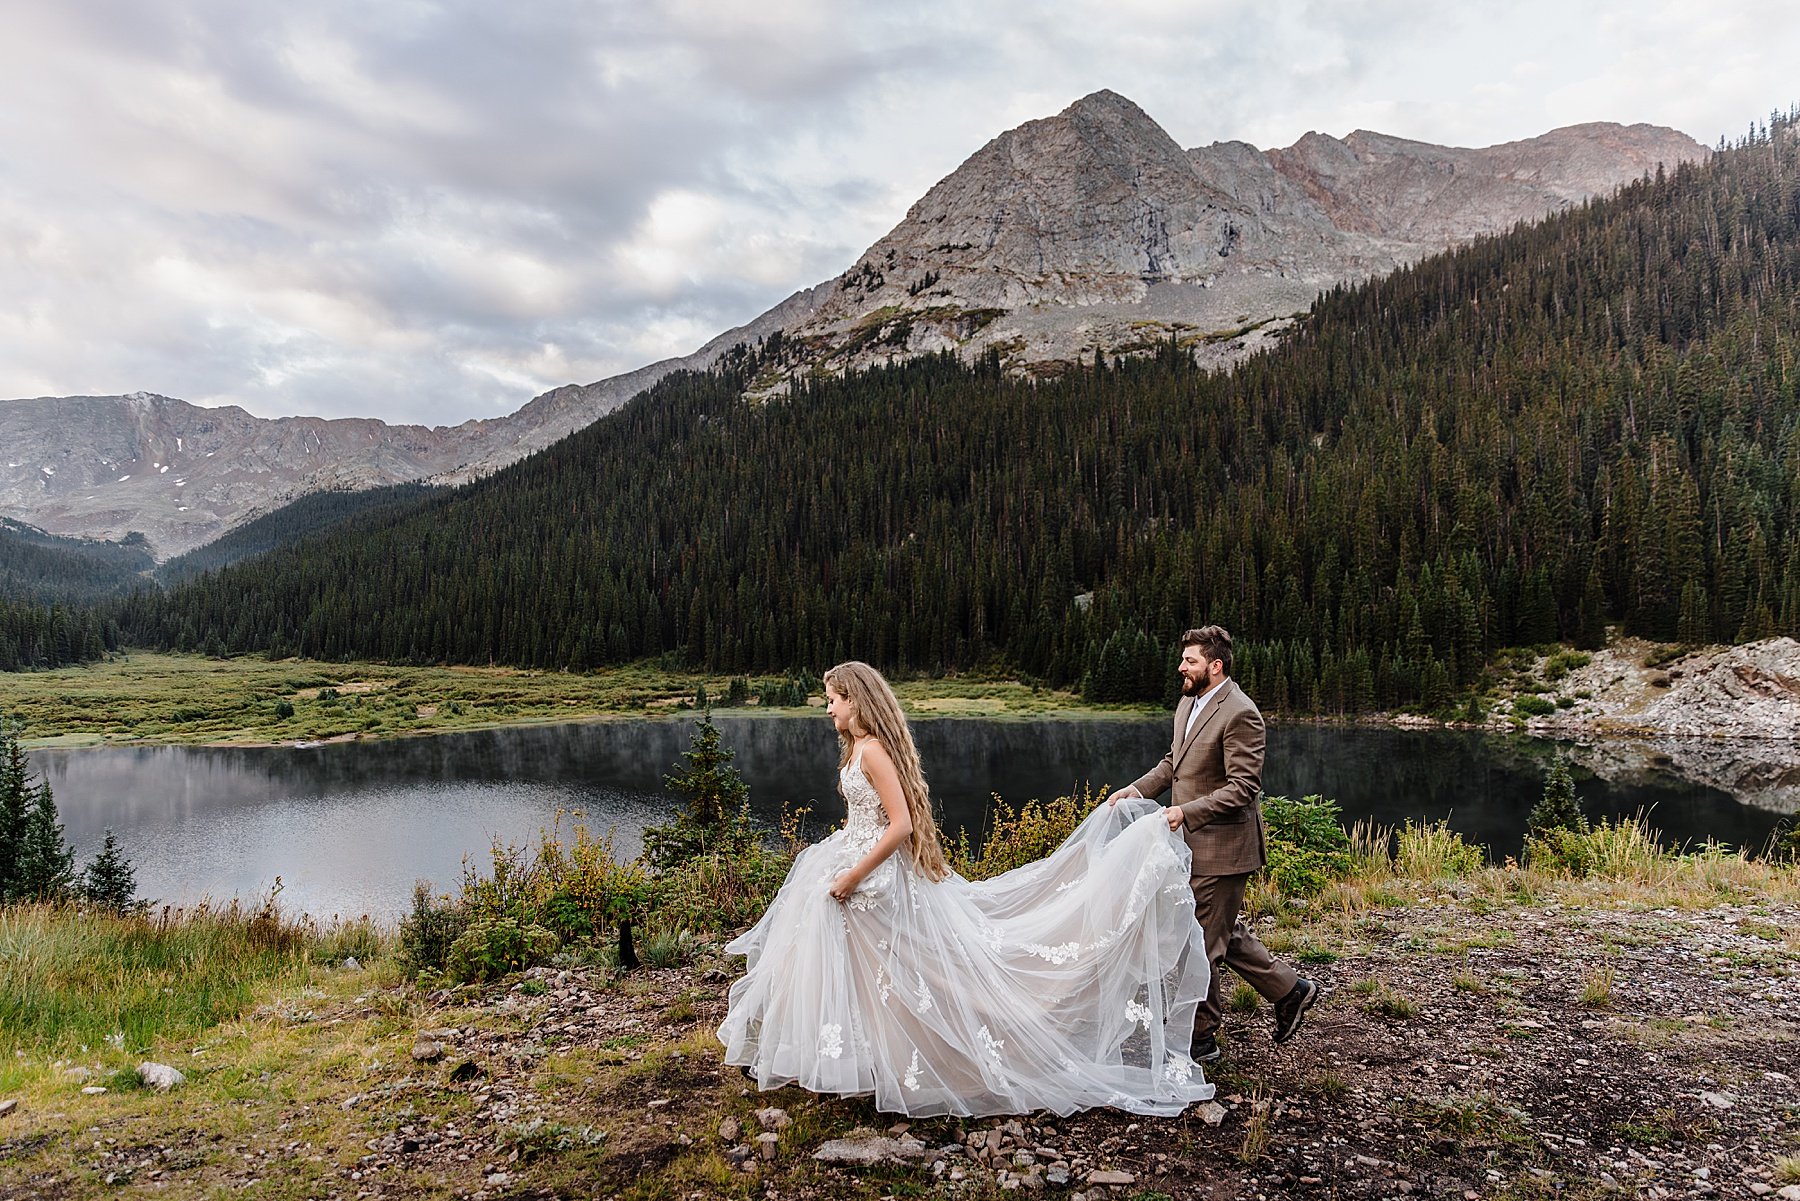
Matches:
[1402,1093,1532,1146]
[1228,981,1262,1014]
[0,652,1122,747]
[1578,966,1616,1009]
[1358,982,1420,1019]
[0,900,382,1058]
[1394,819,1486,878]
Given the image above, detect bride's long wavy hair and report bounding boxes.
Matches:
[823,661,948,882]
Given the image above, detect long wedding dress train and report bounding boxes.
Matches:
[717,750,1214,1117]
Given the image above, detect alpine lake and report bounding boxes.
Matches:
[28,716,1791,920]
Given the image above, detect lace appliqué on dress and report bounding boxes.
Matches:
[818,1023,844,1059]
[1025,940,1082,964]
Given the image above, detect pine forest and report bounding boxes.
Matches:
[108,116,1800,712]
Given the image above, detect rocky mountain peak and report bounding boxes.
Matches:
[3,94,1711,558]
[808,87,1233,332]
[762,99,1705,394]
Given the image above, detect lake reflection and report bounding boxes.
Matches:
[31,717,1786,919]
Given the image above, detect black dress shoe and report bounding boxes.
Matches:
[1272,977,1319,1044]
[1189,1034,1222,1063]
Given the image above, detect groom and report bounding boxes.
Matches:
[1112,625,1319,1062]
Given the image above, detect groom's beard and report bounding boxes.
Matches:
[1180,675,1203,696]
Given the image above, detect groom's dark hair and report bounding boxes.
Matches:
[1181,625,1233,674]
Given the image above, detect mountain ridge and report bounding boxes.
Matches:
[2,94,1706,558]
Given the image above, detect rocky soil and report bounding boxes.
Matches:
[3,892,1796,1200]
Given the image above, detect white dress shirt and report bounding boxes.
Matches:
[1183,677,1229,738]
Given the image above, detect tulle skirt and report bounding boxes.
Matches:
[716,796,1214,1117]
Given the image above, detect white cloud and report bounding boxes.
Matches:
[0,0,1795,424]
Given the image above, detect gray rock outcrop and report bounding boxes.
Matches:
[1493,637,1800,813]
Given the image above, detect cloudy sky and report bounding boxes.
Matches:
[1,1,1794,426]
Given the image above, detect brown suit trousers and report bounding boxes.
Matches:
[1127,679,1297,1037]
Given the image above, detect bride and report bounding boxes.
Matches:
[716,661,1215,1118]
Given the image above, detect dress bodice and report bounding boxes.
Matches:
[840,750,889,850]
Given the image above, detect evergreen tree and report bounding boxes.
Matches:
[1528,760,1588,839]
[15,782,75,900]
[80,829,140,913]
[0,724,29,898]
[642,714,753,869]
[1574,568,1609,652]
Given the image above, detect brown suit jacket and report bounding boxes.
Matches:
[1127,678,1268,877]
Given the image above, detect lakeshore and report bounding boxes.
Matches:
[0,652,1150,749]
[5,637,1800,752]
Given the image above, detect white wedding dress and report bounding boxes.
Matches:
[717,747,1215,1117]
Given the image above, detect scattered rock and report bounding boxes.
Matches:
[1699,1091,1734,1110]
[137,1062,185,1091]
[411,1039,444,1062]
[755,1106,791,1131]
[81,1085,107,1096]
[1776,1186,1800,1201]
[0,1099,17,1118]
[718,1117,741,1142]
[1046,1163,1071,1185]
[1087,1168,1136,1186]
[341,956,361,971]
[813,1135,936,1166]
[756,1132,779,1160]
[1196,1100,1227,1126]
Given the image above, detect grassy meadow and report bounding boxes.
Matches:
[0,651,1119,747]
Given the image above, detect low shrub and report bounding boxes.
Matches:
[1542,650,1592,682]
[1767,820,1800,864]
[1260,795,1354,898]
[951,788,1096,880]
[1512,695,1557,717]
[539,889,594,942]
[1526,814,1666,879]
[651,843,794,935]
[397,882,469,976]
[636,926,697,969]
[445,916,560,983]
[1395,820,1485,878]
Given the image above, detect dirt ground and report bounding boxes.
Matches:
[4,887,1796,1201]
